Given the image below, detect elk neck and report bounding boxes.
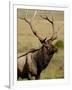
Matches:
[32,46,53,71]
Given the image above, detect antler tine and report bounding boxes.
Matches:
[50,16,58,41]
[20,17,31,25]
[40,15,57,41]
[20,17,46,43]
[40,15,53,24]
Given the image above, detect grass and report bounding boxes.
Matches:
[17,10,64,80]
[40,49,64,79]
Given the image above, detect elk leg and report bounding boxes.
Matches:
[35,75,40,79]
[28,73,32,80]
[35,72,41,80]
[35,74,40,79]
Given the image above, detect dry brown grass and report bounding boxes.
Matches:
[17,10,64,79]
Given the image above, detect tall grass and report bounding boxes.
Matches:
[17,10,64,79]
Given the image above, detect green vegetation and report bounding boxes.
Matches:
[55,40,64,49]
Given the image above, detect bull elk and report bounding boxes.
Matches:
[17,15,58,80]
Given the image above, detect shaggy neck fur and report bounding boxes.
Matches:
[32,46,53,71]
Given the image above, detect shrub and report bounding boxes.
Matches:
[55,40,64,48]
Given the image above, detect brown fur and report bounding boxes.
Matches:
[17,44,57,80]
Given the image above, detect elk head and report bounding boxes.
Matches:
[20,15,58,55]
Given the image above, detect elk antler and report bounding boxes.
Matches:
[40,15,57,41]
[20,17,47,43]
